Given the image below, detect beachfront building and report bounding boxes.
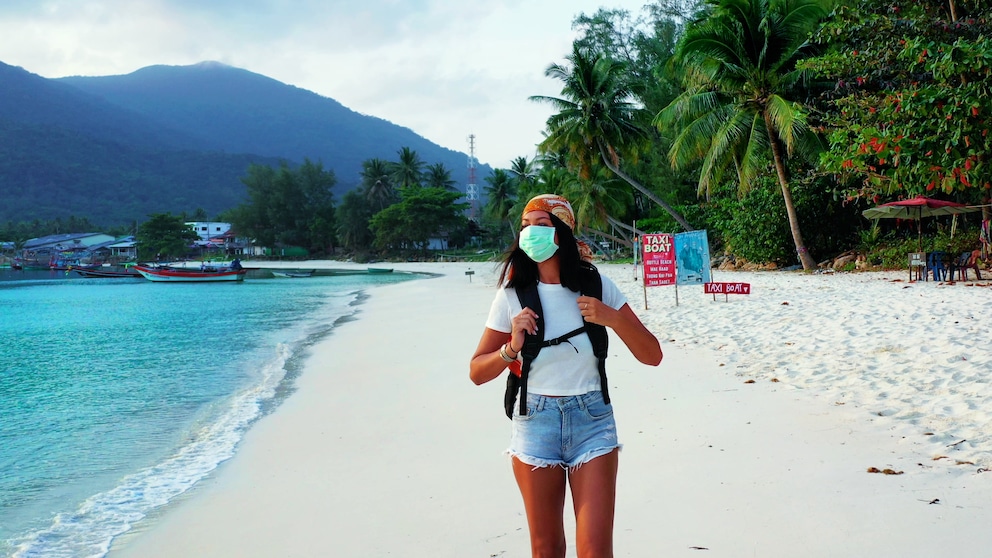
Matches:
[104,236,138,262]
[184,221,258,258]
[20,233,116,268]
[186,221,232,242]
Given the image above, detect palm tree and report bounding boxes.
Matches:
[531,44,694,231]
[563,168,633,234]
[360,158,395,211]
[483,169,517,242]
[656,0,826,270]
[392,147,425,189]
[508,156,537,191]
[424,163,457,190]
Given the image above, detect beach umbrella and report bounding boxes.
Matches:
[862,195,980,251]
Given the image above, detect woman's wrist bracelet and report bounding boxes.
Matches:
[499,343,515,362]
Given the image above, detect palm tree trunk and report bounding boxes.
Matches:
[588,227,632,248]
[764,113,817,271]
[597,144,695,231]
[607,216,646,238]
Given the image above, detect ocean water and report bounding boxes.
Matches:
[0,267,420,558]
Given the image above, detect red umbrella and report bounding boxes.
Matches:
[862,195,980,250]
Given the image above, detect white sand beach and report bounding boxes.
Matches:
[109,261,992,557]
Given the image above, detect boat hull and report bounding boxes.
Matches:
[74,268,142,278]
[271,270,314,278]
[133,265,247,282]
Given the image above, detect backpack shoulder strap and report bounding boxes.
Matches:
[579,267,611,404]
[504,282,544,419]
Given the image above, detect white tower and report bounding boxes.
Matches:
[466,134,479,220]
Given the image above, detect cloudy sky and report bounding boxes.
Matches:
[0,0,650,172]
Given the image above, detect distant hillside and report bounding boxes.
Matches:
[0,118,276,224]
[0,62,287,224]
[0,61,206,151]
[0,60,486,226]
[57,62,483,186]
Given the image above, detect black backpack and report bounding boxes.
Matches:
[503,267,610,419]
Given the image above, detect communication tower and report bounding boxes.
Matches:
[466,134,479,220]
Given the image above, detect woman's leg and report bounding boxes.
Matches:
[568,449,619,558]
[512,456,568,558]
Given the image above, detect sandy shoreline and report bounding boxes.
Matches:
[109,261,992,557]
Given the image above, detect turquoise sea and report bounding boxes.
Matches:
[0,267,420,557]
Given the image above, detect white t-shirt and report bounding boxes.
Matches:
[484,275,627,396]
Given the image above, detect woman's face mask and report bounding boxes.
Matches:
[518,225,558,263]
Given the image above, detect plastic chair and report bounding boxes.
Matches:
[908,252,926,281]
[927,251,948,281]
[950,250,982,281]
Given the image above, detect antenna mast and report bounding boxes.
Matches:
[466,134,478,220]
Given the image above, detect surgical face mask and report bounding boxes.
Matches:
[518,225,558,263]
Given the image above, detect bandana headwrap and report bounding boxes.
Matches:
[521,194,593,262]
[523,194,575,230]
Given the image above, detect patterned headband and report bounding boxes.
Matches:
[523,194,575,230]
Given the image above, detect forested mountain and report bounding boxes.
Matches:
[0,61,483,226]
[57,62,478,191]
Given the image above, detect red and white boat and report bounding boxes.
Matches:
[133,265,247,282]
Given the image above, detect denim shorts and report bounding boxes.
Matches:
[507,391,621,470]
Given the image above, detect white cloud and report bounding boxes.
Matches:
[0,0,649,169]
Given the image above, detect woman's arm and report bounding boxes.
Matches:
[470,307,539,385]
[578,297,662,366]
[469,328,513,385]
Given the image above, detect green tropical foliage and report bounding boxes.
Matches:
[656,0,829,269]
[483,169,518,243]
[335,189,375,252]
[391,147,425,189]
[136,213,199,260]
[360,158,396,211]
[801,0,990,201]
[508,156,537,192]
[424,163,457,190]
[369,187,468,255]
[227,159,337,255]
[531,44,694,231]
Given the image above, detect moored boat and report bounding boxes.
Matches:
[133,265,247,282]
[73,268,142,278]
[367,267,394,274]
[271,270,315,278]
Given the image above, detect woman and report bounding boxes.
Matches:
[470,194,662,558]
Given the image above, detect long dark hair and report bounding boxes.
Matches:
[498,215,595,292]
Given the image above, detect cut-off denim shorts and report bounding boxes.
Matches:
[507,390,621,470]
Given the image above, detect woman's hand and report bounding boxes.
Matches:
[508,307,539,354]
[577,295,616,327]
[470,306,539,386]
[577,296,662,366]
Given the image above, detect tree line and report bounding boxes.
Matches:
[220,149,468,260]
